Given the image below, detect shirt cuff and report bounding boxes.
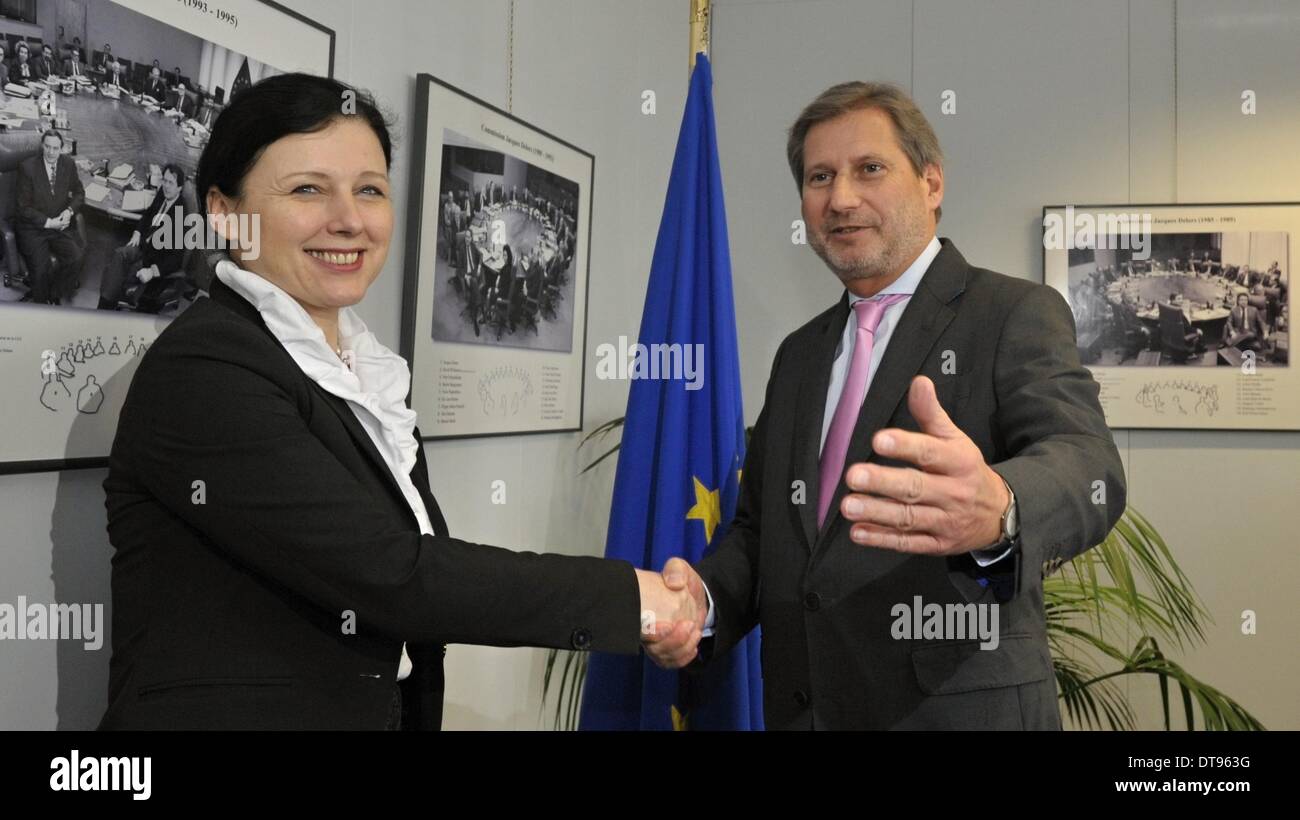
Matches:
[701,581,716,637]
[971,540,1016,567]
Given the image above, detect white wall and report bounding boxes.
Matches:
[1,0,1296,731]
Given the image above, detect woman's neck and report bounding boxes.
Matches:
[302,303,341,352]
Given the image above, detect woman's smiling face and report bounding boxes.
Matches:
[208,117,393,317]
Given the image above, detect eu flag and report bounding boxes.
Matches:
[578,54,763,731]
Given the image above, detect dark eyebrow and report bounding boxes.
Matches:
[277,170,389,184]
[805,153,890,175]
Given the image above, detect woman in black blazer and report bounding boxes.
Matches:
[100,74,703,730]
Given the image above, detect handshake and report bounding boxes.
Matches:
[634,558,708,669]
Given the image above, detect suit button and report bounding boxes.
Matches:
[570,628,592,650]
[804,592,821,611]
[794,690,811,707]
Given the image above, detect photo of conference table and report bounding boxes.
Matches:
[0,79,208,223]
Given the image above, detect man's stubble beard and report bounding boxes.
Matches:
[809,198,931,286]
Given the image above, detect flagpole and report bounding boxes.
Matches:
[689,0,711,71]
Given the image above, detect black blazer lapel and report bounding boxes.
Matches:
[814,239,968,552]
[206,276,423,532]
[791,293,849,552]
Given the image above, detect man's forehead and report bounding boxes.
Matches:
[803,108,901,163]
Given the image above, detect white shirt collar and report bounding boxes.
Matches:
[846,235,941,306]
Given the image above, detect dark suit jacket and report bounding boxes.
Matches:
[131,189,187,272]
[176,92,194,117]
[142,76,167,99]
[16,153,84,232]
[31,55,54,80]
[63,57,85,77]
[1224,305,1266,341]
[101,276,640,730]
[697,239,1126,730]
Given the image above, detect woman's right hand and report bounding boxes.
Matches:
[635,562,706,666]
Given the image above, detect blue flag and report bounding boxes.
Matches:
[578,54,763,731]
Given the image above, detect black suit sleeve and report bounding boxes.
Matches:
[113,319,642,654]
[989,284,1127,578]
[694,337,788,657]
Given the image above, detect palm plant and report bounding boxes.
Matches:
[542,420,1263,731]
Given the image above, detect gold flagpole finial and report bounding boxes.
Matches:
[689,0,711,72]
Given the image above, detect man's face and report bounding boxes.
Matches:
[42,135,61,164]
[800,107,942,287]
[161,169,180,200]
[1237,295,1248,309]
[42,47,52,61]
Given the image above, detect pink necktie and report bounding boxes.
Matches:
[817,294,909,528]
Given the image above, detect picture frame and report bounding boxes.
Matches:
[0,0,335,474]
[1042,202,1295,431]
[401,73,593,440]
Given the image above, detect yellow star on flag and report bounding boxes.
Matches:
[686,476,722,545]
[671,704,690,731]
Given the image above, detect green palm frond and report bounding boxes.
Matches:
[1046,508,1262,730]
[542,641,591,731]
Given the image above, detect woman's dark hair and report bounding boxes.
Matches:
[196,72,393,217]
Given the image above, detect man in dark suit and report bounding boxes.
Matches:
[97,163,189,310]
[168,83,195,118]
[1223,292,1268,353]
[32,44,56,80]
[105,58,126,88]
[16,129,85,305]
[63,47,86,79]
[141,66,167,100]
[644,82,1126,730]
[98,43,115,73]
[457,230,483,335]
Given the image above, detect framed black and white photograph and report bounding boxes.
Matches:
[0,0,334,474]
[402,73,592,440]
[1043,202,1295,430]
